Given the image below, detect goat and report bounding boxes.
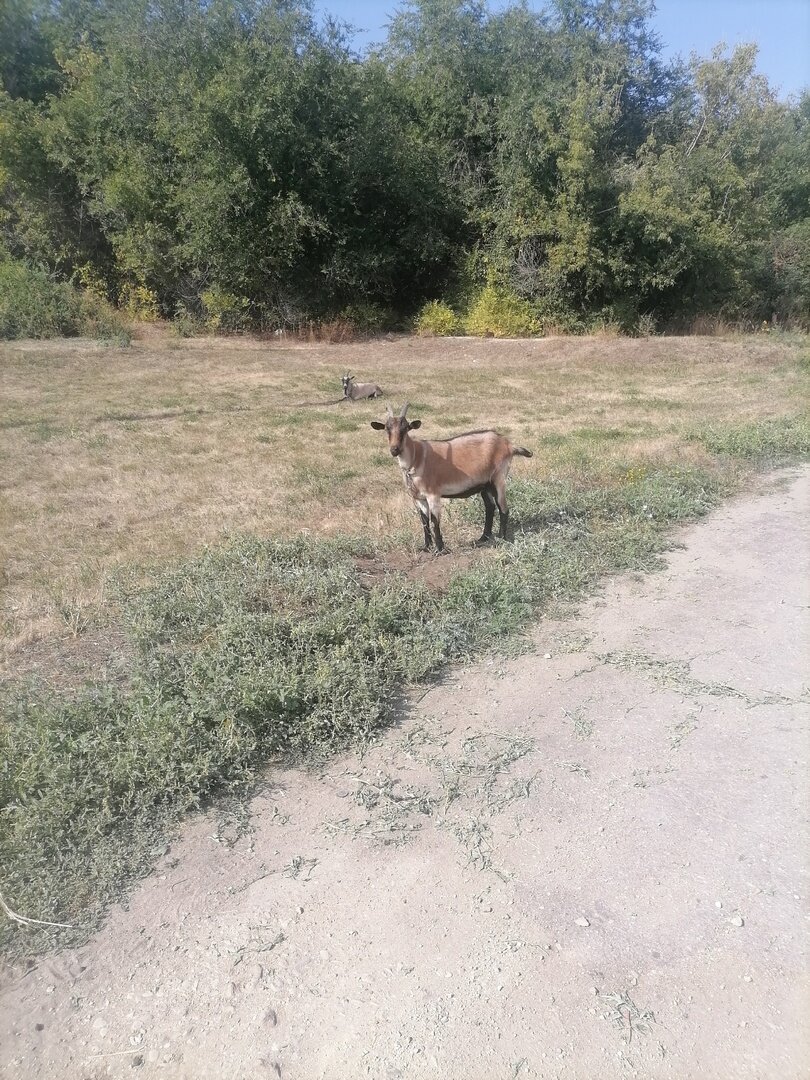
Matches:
[295,373,383,407]
[371,403,532,552]
[343,372,383,401]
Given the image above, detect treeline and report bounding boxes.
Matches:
[1,0,808,336]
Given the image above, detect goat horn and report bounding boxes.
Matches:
[386,404,394,418]
[399,402,409,419]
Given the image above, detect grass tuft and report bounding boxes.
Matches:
[693,414,810,461]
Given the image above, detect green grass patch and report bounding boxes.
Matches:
[693,414,810,461]
[0,462,731,957]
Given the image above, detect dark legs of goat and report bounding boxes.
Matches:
[431,513,445,553]
[418,506,433,551]
[477,486,497,545]
[497,500,509,539]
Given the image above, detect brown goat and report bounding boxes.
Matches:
[371,403,532,552]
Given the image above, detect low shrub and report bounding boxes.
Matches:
[414,300,461,336]
[0,258,84,338]
[0,257,131,343]
[120,283,160,323]
[338,303,393,334]
[201,286,250,332]
[463,284,539,337]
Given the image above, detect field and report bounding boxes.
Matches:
[1,331,808,954]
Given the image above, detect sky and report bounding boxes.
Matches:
[315,0,810,100]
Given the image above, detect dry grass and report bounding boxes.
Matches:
[1,331,806,665]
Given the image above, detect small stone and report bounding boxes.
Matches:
[730,916,744,927]
[575,917,590,928]
[591,986,599,995]
[544,653,552,660]
[265,1009,278,1027]
[744,975,753,983]
[715,901,723,909]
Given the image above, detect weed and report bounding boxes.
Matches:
[694,414,810,461]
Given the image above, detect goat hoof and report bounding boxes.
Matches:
[474,535,494,547]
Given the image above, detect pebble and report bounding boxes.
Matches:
[544,653,552,660]
[730,916,744,927]
[575,917,590,928]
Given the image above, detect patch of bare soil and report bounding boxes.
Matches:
[2,469,808,1080]
[355,546,486,592]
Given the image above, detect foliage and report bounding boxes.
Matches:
[120,283,160,322]
[415,299,461,335]
[463,283,539,337]
[0,0,808,328]
[201,287,250,332]
[338,302,394,334]
[0,255,130,342]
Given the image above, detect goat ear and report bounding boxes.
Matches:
[370,420,386,430]
[408,419,422,430]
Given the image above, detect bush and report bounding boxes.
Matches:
[120,283,160,322]
[338,303,393,334]
[0,257,131,343]
[463,284,539,337]
[0,258,84,338]
[414,300,460,336]
[201,286,250,331]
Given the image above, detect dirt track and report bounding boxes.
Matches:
[2,469,809,1080]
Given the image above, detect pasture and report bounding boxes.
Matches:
[0,331,808,954]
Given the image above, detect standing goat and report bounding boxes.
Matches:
[343,372,383,401]
[371,403,533,552]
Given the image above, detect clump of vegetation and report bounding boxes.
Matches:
[694,414,810,461]
[0,257,130,343]
[463,284,539,338]
[120,283,160,322]
[201,286,250,331]
[415,300,461,336]
[0,257,83,338]
[338,303,394,334]
[1,463,728,955]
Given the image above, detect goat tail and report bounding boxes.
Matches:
[511,444,533,458]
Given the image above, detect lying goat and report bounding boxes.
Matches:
[371,403,532,552]
[343,373,383,401]
[296,373,384,407]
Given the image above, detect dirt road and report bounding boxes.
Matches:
[2,469,809,1080]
